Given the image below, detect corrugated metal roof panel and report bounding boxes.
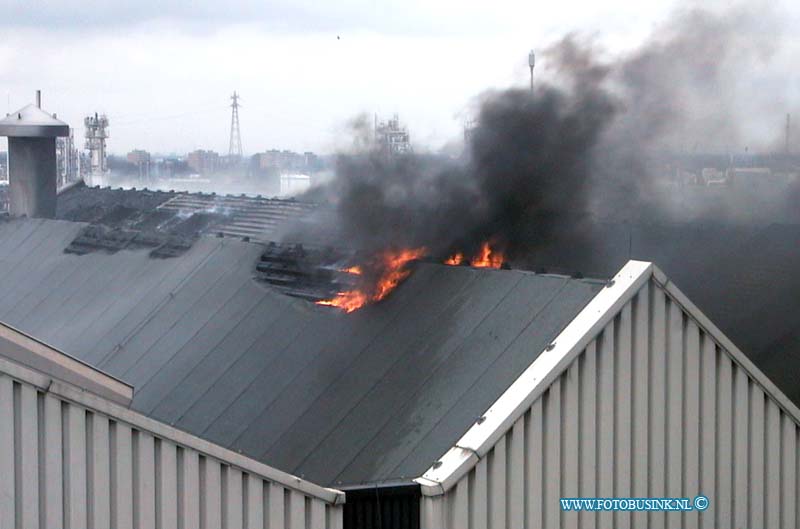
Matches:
[0,218,603,486]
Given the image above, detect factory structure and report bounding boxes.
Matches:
[0,94,799,528]
[0,96,108,192]
[375,114,412,156]
[0,91,419,202]
[0,200,799,528]
[84,112,110,184]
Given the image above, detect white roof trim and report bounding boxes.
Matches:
[416,259,800,496]
[415,260,653,495]
[0,350,345,505]
[0,321,133,405]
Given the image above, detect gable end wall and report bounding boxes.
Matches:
[422,278,800,529]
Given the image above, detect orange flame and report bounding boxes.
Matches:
[470,242,504,268]
[340,265,363,275]
[317,247,426,312]
[372,247,427,301]
[444,252,464,265]
[444,242,504,268]
[316,289,369,313]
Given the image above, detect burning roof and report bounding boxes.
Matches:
[0,217,603,486]
[255,240,508,312]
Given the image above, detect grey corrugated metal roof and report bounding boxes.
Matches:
[50,182,316,247]
[0,217,603,486]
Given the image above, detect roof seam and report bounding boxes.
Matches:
[181,295,308,432]
[85,238,219,365]
[118,244,252,380]
[96,241,226,369]
[246,266,457,464]
[254,267,478,471]
[132,284,270,416]
[382,276,573,481]
[0,222,84,324]
[327,273,528,484]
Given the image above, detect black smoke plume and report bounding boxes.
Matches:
[293,3,793,268]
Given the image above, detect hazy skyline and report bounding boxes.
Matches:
[1,0,797,155]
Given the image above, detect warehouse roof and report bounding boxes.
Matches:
[0,217,603,487]
[0,181,316,242]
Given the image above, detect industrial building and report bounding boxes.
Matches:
[0,96,799,528]
[84,113,109,184]
[126,149,152,181]
[375,114,411,156]
[56,130,80,187]
[187,149,220,174]
[0,211,798,528]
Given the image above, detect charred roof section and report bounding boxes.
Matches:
[49,182,316,256]
[255,242,364,301]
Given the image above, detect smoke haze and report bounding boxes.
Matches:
[293,3,798,267]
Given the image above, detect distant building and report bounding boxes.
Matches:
[218,154,243,170]
[126,149,151,181]
[256,149,305,172]
[249,149,321,196]
[727,167,775,186]
[127,149,150,165]
[375,114,411,156]
[84,113,109,185]
[253,150,320,175]
[303,151,320,172]
[152,157,189,180]
[187,149,220,174]
[279,173,312,196]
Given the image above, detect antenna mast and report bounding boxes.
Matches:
[786,113,791,154]
[528,50,536,93]
[229,91,243,158]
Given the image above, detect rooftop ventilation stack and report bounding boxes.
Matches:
[0,91,69,218]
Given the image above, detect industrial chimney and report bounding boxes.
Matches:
[0,92,69,218]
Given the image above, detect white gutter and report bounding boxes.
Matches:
[0,321,133,406]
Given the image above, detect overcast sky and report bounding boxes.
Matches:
[1,0,797,155]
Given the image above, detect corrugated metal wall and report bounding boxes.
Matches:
[423,279,800,529]
[0,373,343,529]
